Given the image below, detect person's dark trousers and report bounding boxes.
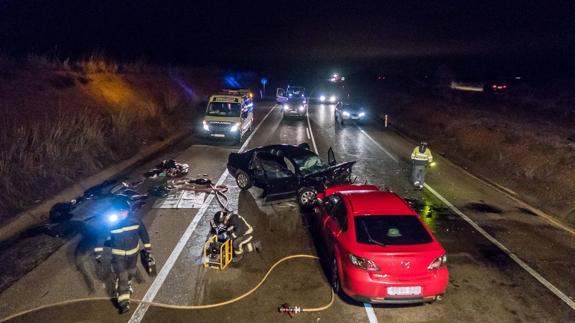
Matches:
[112,254,138,304]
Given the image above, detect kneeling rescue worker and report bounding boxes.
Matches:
[411,141,433,189]
[213,210,261,260]
[94,196,153,314]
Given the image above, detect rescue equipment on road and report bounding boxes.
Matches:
[0,255,334,321]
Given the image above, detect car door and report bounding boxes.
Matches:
[322,194,345,255]
[249,151,268,186]
[255,152,299,196]
[276,88,287,103]
[264,155,299,196]
[327,147,337,166]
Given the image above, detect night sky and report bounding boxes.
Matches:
[1,0,575,73]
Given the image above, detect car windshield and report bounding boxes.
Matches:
[287,87,305,96]
[292,154,327,175]
[206,102,241,117]
[343,104,362,111]
[355,216,433,245]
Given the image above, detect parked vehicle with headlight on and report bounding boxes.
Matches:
[276,85,306,104]
[202,91,254,143]
[282,97,307,119]
[335,102,367,125]
[313,184,449,304]
[310,82,342,104]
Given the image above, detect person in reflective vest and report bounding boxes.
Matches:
[411,141,433,189]
[213,211,261,261]
[93,197,152,314]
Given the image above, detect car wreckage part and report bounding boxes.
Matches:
[235,170,253,190]
[1,255,334,321]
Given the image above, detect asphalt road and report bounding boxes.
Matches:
[1,102,575,322]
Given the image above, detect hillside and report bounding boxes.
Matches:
[0,56,219,221]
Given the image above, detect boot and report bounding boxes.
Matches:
[118,301,130,314]
[233,253,243,263]
[253,240,262,253]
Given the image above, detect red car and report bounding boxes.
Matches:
[313,184,448,304]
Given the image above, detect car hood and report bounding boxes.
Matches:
[204,116,240,123]
[303,161,356,178]
[343,106,365,112]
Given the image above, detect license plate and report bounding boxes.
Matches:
[211,134,225,138]
[351,116,358,119]
[387,286,422,296]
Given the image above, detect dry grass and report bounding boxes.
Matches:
[0,54,217,221]
[382,92,575,222]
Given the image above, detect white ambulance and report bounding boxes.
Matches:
[202,91,254,143]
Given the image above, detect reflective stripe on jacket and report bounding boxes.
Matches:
[411,147,433,163]
[94,215,151,254]
[228,213,253,238]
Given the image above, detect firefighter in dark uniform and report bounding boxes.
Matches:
[213,211,260,260]
[94,197,152,313]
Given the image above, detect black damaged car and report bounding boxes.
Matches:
[227,143,355,208]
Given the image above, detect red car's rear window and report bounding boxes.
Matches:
[355,216,433,245]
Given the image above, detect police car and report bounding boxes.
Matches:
[202,90,254,143]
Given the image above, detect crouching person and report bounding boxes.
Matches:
[93,196,153,314]
[213,210,261,261]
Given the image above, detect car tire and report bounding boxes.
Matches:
[297,187,317,209]
[331,256,341,295]
[235,170,252,190]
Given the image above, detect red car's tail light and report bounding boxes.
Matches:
[348,253,380,271]
[428,254,447,270]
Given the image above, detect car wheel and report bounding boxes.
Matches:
[235,170,252,190]
[331,256,341,294]
[297,187,317,209]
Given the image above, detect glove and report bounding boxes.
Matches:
[93,252,103,263]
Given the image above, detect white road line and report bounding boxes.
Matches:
[424,184,575,311]
[306,111,319,154]
[129,104,278,323]
[360,121,575,311]
[306,127,311,140]
[356,126,398,163]
[363,303,379,323]
[307,109,380,323]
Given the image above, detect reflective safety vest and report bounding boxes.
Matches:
[94,216,151,256]
[411,146,433,164]
[228,213,253,239]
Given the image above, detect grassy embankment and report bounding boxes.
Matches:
[380,88,575,226]
[0,55,219,222]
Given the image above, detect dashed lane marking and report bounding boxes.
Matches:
[363,303,379,323]
[307,110,380,323]
[306,112,319,154]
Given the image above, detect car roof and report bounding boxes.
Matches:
[340,190,415,216]
[209,94,244,102]
[256,144,316,158]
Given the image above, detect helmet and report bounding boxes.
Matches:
[419,141,428,153]
[213,211,231,224]
[104,195,131,224]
